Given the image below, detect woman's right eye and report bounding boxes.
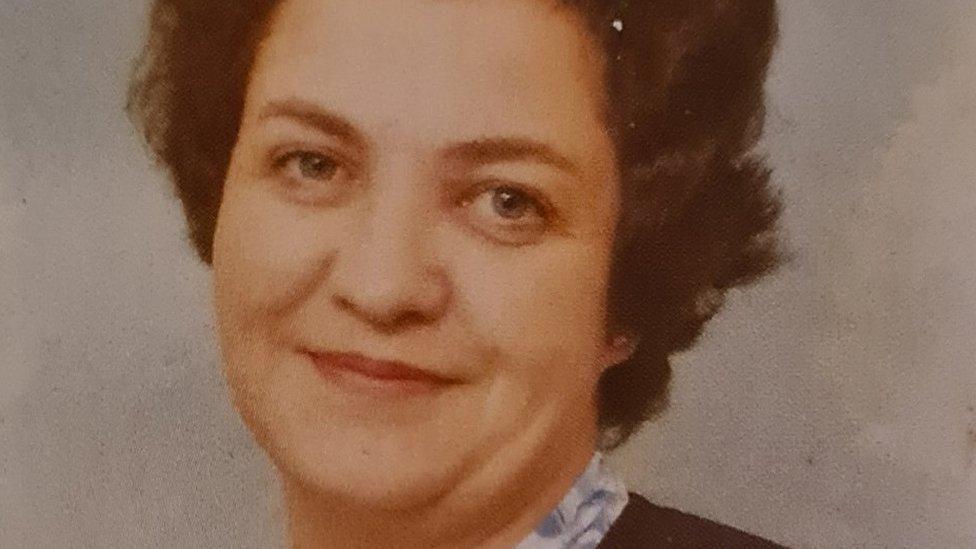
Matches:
[271,150,352,204]
[278,151,340,182]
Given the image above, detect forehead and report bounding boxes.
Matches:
[246,0,612,157]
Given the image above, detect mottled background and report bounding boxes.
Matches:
[2,1,974,547]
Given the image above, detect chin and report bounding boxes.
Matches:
[262,411,472,511]
[224,356,473,511]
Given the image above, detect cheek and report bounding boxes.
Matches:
[212,180,342,322]
[211,180,343,426]
[452,239,613,383]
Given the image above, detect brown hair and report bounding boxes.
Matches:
[128,0,782,448]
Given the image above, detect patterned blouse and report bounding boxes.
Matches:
[516,453,629,549]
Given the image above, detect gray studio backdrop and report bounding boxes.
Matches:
[2,1,975,547]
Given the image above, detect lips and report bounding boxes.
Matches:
[303,350,456,394]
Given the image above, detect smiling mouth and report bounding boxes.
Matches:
[302,349,457,396]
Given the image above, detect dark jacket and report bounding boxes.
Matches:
[598,494,788,548]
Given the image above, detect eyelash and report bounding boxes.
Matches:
[271,149,343,180]
[460,181,553,220]
[454,180,563,246]
[267,148,560,242]
[266,147,360,207]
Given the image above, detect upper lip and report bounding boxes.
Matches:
[302,349,459,384]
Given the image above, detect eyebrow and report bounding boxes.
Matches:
[257,98,580,175]
[441,138,581,176]
[258,98,367,149]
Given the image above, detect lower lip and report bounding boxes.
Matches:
[304,351,452,398]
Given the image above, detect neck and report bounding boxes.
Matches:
[283,430,597,548]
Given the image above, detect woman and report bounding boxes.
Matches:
[128,0,783,546]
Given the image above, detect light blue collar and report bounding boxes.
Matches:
[516,453,629,549]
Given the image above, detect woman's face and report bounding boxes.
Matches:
[213,0,623,509]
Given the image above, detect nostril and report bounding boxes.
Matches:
[392,310,435,327]
[332,294,355,314]
[331,290,440,332]
[327,235,451,331]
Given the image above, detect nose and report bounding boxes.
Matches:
[328,188,451,331]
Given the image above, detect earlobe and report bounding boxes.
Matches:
[599,333,638,373]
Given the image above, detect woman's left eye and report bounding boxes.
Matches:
[489,187,536,219]
[462,184,553,243]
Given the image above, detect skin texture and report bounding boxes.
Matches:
[212,0,630,546]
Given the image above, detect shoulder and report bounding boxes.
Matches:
[598,493,789,549]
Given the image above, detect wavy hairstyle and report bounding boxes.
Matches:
[128,0,782,448]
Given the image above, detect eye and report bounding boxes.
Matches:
[271,150,353,204]
[460,183,554,244]
[278,151,340,182]
[470,185,545,224]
